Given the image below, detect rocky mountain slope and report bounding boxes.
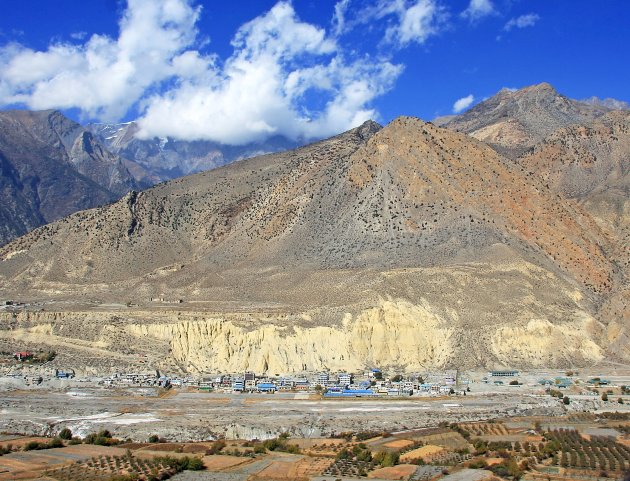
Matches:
[0,110,139,245]
[518,110,630,333]
[0,109,301,246]
[1,115,627,373]
[443,83,615,157]
[87,121,299,186]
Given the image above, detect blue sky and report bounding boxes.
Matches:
[0,0,628,144]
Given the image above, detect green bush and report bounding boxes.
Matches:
[48,438,63,448]
[206,439,226,454]
[186,457,205,470]
[59,428,72,440]
[336,448,351,460]
[23,438,62,451]
[260,437,300,454]
[469,459,488,469]
[83,429,121,446]
[355,431,381,441]
[153,455,205,472]
[373,450,399,467]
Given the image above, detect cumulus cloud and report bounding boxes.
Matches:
[504,13,540,31]
[137,2,402,144]
[453,94,474,113]
[0,0,404,144]
[393,0,445,46]
[0,0,201,120]
[461,0,495,22]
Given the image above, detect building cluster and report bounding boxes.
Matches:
[102,371,169,387]
[96,368,470,397]
[2,367,75,384]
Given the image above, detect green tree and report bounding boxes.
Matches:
[186,457,205,470]
[563,396,570,405]
[59,428,72,440]
[336,448,352,460]
[602,392,608,401]
[374,451,399,467]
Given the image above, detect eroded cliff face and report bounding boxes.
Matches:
[490,318,605,366]
[126,300,455,373]
[1,293,616,375]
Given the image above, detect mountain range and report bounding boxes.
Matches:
[86,121,299,187]
[0,82,628,374]
[0,110,138,245]
[0,111,298,245]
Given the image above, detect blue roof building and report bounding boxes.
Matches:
[324,389,377,397]
[257,382,276,392]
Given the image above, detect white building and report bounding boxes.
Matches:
[338,373,353,386]
[317,371,329,386]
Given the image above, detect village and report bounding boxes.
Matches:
[2,350,630,480]
[1,348,629,401]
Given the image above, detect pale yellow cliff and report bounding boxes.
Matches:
[0,296,613,374]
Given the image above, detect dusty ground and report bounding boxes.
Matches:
[0,388,569,442]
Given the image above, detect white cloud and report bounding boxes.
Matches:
[453,94,474,113]
[395,0,443,45]
[0,0,201,120]
[461,0,495,22]
[504,13,540,31]
[330,0,446,47]
[0,0,403,144]
[331,0,351,37]
[137,2,402,144]
[380,0,447,47]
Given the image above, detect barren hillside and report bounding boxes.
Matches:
[0,116,627,373]
[444,83,613,157]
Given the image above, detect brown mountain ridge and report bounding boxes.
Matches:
[1,107,627,373]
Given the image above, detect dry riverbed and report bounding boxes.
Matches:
[0,387,574,442]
